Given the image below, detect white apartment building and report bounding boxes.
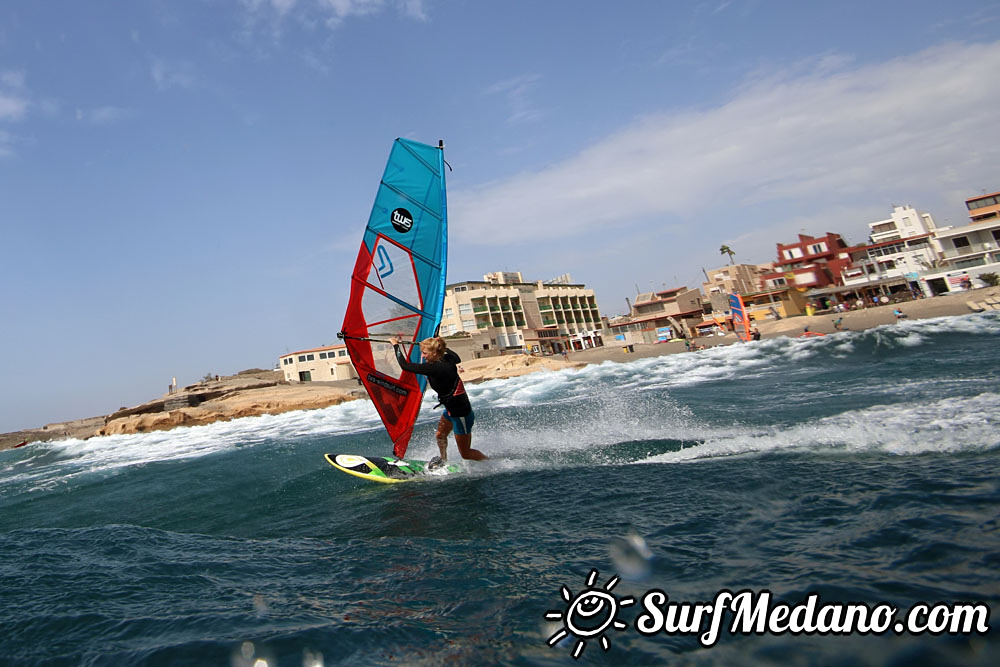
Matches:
[439,271,604,353]
[919,191,1000,294]
[841,205,939,294]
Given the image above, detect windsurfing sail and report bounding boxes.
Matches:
[339,138,448,458]
[729,293,752,342]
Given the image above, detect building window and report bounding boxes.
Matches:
[968,196,999,210]
[306,354,315,361]
[782,247,803,260]
[298,355,306,362]
[444,308,453,317]
[459,303,473,315]
[339,350,347,357]
[953,236,971,249]
[319,352,327,359]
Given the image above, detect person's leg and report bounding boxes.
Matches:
[452,412,488,461]
[455,433,488,461]
[435,415,452,461]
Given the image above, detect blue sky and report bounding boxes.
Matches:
[2,1,999,432]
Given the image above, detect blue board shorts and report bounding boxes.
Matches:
[443,409,475,435]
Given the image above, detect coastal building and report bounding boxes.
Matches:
[608,286,704,343]
[838,205,939,297]
[279,344,355,383]
[966,190,1000,225]
[439,271,604,355]
[740,288,809,321]
[702,263,770,298]
[761,233,855,291]
[917,191,1000,294]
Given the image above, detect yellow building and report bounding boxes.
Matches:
[278,344,356,383]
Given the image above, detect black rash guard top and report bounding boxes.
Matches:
[393,346,472,418]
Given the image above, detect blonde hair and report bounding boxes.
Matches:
[419,337,447,360]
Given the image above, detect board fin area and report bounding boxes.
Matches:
[325,453,459,484]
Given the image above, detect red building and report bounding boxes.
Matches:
[761,233,858,290]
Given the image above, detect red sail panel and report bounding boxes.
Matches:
[343,236,427,457]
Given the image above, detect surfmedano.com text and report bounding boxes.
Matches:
[636,589,990,646]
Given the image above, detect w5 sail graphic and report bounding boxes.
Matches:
[729,293,752,342]
[339,139,448,458]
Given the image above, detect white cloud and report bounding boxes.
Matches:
[451,41,1000,250]
[150,58,196,91]
[240,0,426,34]
[0,69,28,156]
[0,93,27,121]
[0,69,28,121]
[485,74,543,125]
[0,129,12,157]
[1,69,26,88]
[75,106,131,124]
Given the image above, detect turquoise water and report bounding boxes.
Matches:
[1,314,998,665]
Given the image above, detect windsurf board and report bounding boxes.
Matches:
[325,453,460,484]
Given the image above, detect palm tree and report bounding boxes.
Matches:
[719,244,736,265]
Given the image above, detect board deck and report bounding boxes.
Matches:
[325,453,460,484]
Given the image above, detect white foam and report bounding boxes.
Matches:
[637,391,1000,463]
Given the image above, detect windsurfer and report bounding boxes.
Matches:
[389,336,488,463]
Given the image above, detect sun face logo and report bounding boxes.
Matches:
[545,569,634,659]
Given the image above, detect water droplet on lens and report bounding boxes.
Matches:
[609,529,653,580]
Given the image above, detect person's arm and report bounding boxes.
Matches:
[389,337,435,375]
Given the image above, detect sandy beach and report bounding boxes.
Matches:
[2,287,994,450]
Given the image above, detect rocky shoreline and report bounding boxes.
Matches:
[2,288,993,450]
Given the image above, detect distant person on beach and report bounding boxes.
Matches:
[833,317,843,330]
[389,335,488,464]
[894,309,907,320]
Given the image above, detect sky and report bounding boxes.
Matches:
[2,0,999,432]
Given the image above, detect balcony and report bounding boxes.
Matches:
[940,242,998,259]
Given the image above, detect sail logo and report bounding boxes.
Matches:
[366,373,409,396]
[375,245,394,279]
[391,208,413,233]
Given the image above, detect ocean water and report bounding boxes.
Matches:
[1,314,998,665]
